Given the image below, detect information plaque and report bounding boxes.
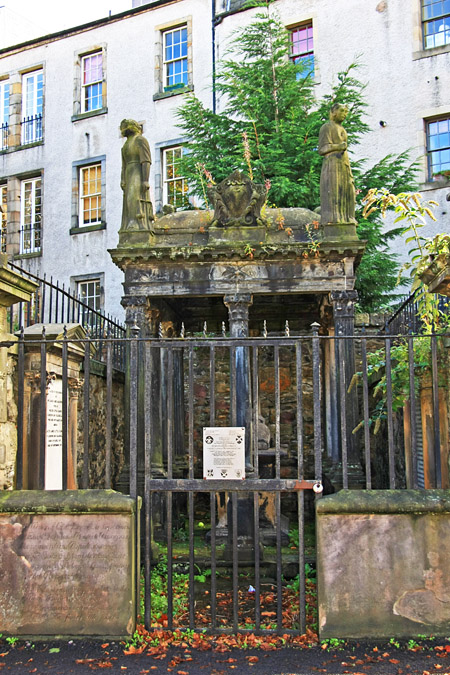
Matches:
[203,427,245,479]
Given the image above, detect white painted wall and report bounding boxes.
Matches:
[0,0,448,319]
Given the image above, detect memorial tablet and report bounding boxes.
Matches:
[45,377,63,489]
[203,427,245,479]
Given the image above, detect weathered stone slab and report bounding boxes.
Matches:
[0,490,138,637]
[317,490,450,638]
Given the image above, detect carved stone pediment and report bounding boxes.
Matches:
[208,170,267,228]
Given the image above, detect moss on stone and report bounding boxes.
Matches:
[316,489,450,515]
[0,489,138,514]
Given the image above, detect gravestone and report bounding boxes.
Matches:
[0,490,138,637]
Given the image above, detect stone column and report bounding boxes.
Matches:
[223,293,256,562]
[330,290,359,468]
[223,293,253,472]
[68,378,82,489]
[121,296,165,480]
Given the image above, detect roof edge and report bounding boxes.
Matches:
[0,0,178,56]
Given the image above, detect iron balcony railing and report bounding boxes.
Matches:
[0,121,8,150]
[21,113,43,145]
[19,223,41,254]
[382,290,450,335]
[8,261,126,368]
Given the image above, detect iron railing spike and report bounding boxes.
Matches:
[203,321,207,338]
[158,322,163,339]
[180,322,185,338]
[285,320,290,337]
[263,320,267,338]
[63,325,67,339]
[222,321,226,337]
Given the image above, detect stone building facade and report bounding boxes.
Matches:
[0,0,448,319]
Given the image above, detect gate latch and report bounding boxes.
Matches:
[293,479,323,492]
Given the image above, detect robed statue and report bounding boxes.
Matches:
[120,119,154,230]
[318,103,356,225]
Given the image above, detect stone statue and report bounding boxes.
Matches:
[120,119,154,231]
[209,170,267,227]
[318,103,356,225]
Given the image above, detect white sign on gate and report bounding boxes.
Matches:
[203,427,245,480]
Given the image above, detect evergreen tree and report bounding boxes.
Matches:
[176,9,418,312]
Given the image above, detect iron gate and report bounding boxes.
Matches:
[129,332,323,635]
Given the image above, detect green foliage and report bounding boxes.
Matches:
[176,8,418,311]
[354,192,450,432]
[320,637,346,650]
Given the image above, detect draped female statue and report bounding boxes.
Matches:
[120,119,154,230]
[318,104,356,225]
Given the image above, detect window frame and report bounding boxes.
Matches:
[426,115,450,181]
[20,176,42,255]
[422,0,450,49]
[72,272,105,319]
[79,163,102,227]
[162,146,189,210]
[81,51,103,114]
[71,156,106,233]
[289,21,315,78]
[0,80,9,151]
[154,17,193,100]
[72,45,107,121]
[21,69,43,145]
[77,278,102,311]
[163,25,188,90]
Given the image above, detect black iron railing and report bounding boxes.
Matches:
[382,290,450,335]
[8,328,448,634]
[8,261,126,368]
[21,113,43,145]
[19,223,41,254]
[0,121,8,150]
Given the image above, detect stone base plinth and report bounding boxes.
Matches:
[118,229,154,246]
[318,490,450,639]
[323,223,357,240]
[0,490,139,638]
[208,225,267,245]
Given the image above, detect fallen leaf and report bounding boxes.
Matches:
[101,644,110,649]
[49,648,60,654]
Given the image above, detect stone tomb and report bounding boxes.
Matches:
[317,490,450,638]
[0,490,138,637]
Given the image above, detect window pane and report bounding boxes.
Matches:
[163,26,188,87]
[427,117,450,178]
[80,164,101,225]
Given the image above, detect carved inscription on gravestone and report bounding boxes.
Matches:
[203,427,245,479]
[45,377,63,489]
[0,513,134,635]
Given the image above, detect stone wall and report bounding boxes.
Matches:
[77,361,125,488]
[0,347,17,490]
[317,490,450,639]
[0,490,137,637]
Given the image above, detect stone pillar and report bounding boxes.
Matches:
[330,290,359,468]
[223,292,256,562]
[223,293,253,472]
[0,256,37,488]
[121,297,165,484]
[20,324,85,490]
